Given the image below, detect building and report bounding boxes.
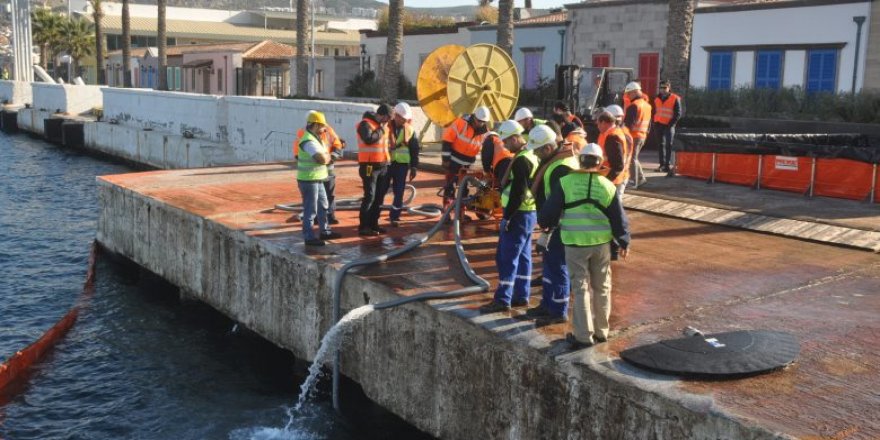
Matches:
[469,10,569,90]
[691,0,874,93]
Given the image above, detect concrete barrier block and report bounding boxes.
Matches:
[0,80,32,106]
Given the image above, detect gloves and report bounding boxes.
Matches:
[535,230,553,254]
[409,168,417,181]
[500,218,510,233]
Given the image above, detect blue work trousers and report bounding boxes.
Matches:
[388,162,409,221]
[656,123,676,169]
[541,231,570,317]
[297,179,329,241]
[493,211,536,305]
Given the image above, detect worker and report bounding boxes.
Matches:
[387,102,420,227]
[441,106,491,211]
[596,111,630,201]
[606,104,635,193]
[294,112,345,224]
[514,107,545,142]
[480,123,515,186]
[523,125,580,324]
[356,103,392,236]
[295,111,342,246]
[653,79,682,175]
[479,122,540,314]
[623,81,652,188]
[538,143,631,348]
[561,123,587,153]
[553,100,584,128]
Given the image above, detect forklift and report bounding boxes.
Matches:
[545,65,634,141]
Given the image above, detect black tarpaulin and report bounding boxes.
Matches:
[676,133,880,164]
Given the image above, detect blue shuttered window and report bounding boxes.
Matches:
[806,49,837,93]
[754,50,782,89]
[708,51,733,90]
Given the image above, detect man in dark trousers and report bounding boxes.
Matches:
[387,102,420,227]
[653,79,682,175]
[356,103,392,236]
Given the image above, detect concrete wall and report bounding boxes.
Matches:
[103,88,226,141]
[0,80,33,106]
[691,1,872,92]
[95,174,785,440]
[566,2,669,75]
[469,24,566,87]
[32,83,104,115]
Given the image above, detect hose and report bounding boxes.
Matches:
[330,175,491,411]
[273,184,443,218]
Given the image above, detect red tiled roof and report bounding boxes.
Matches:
[515,10,568,25]
[243,40,296,60]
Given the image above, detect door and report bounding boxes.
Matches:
[524,51,542,89]
[203,69,211,94]
[638,52,659,97]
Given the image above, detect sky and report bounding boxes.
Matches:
[376,1,571,9]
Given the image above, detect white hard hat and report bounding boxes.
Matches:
[514,107,533,121]
[605,105,624,118]
[526,125,557,151]
[624,81,641,93]
[393,102,413,120]
[580,142,603,159]
[474,106,492,122]
[497,120,524,140]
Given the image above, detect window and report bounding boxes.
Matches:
[806,49,837,93]
[638,52,659,96]
[754,50,782,89]
[592,53,610,68]
[217,68,223,92]
[191,69,196,90]
[334,48,340,56]
[523,51,543,89]
[708,51,733,90]
[167,66,174,90]
[316,69,324,93]
[175,67,182,90]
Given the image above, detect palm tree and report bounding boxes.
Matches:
[663,0,697,96]
[122,0,132,87]
[295,0,309,96]
[496,0,513,55]
[158,0,167,90]
[32,8,64,72]
[89,0,105,84]
[380,0,403,102]
[60,18,95,79]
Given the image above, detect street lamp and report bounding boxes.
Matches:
[852,16,866,94]
[558,29,566,66]
[360,44,367,73]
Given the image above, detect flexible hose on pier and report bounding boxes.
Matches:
[330,176,491,411]
[273,184,444,218]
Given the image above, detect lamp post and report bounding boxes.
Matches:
[309,0,316,96]
[558,28,566,66]
[852,15,866,94]
[360,44,367,73]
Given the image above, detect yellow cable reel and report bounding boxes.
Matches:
[417,43,519,128]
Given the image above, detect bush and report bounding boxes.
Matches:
[345,69,417,100]
[518,76,556,108]
[686,87,880,124]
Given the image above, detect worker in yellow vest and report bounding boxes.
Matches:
[538,143,631,348]
[653,79,682,175]
[623,81,652,188]
[294,114,345,224]
[479,121,540,314]
[387,102,420,227]
[295,111,342,246]
[356,103,392,236]
[514,107,546,143]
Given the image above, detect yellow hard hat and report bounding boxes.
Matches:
[307,111,327,125]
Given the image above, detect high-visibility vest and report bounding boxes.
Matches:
[390,122,415,164]
[488,133,514,171]
[565,131,587,153]
[543,155,580,200]
[621,126,635,174]
[356,117,390,163]
[654,93,681,125]
[294,126,343,170]
[559,171,616,247]
[623,94,632,112]
[501,149,538,212]
[598,126,630,185]
[627,96,652,140]
[296,130,328,181]
[443,116,485,166]
[521,118,547,143]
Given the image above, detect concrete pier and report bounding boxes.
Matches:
[97,162,880,439]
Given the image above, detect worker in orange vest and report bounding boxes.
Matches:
[552,100,584,128]
[623,81,652,188]
[596,110,630,202]
[355,103,392,236]
[606,104,634,194]
[441,106,491,208]
[294,113,345,224]
[480,123,515,186]
[653,79,682,175]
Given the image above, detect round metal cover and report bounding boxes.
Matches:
[417,44,465,128]
[620,330,799,378]
[447,44,519,124]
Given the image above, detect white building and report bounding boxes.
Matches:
[360,24,473,85]
[690,0,874,93]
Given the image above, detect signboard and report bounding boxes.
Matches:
[775,156,799,171]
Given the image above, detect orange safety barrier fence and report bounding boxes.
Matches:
[715,154,760,187]
[0,242,98,401]
[814,159,875,201]
[676,152,712,180]
[760,155,813,194]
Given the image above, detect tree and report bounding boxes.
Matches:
[377,8,454,32]
[496,0,513,55]
[32,8,64,72]
[89,0,105,84]
[380,0,403,102]
[475,5,498,24]
[122,0,131,87]
[60,18,95,79]
[295,0,310,96]
[157,0,167,90]
[663,0,697,97]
